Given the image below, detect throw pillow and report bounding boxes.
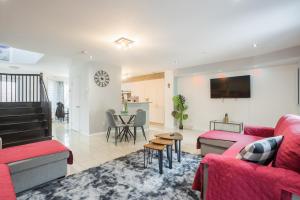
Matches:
[236,136,283,165]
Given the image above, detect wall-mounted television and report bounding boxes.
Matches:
[210,75,251,98]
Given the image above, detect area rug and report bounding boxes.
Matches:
[17,150,201,200]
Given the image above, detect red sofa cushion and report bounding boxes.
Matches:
[0,164,16,200]
[274,115,300,173]
[0,140,73,165]
[274,114,295,136]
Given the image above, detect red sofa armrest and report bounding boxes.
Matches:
[202,154,300,200]
[244,125,274,137]
[0,164,16,200]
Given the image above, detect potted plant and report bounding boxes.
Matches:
[172,94,188,129]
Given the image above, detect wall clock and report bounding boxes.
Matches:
[94,70,110,87]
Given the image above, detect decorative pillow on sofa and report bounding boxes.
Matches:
[236,136,283,165]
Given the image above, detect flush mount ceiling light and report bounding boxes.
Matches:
[114,37,135,50]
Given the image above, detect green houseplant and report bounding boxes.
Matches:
[172,94,188,129]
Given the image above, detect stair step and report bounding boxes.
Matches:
[0,101,51,148]
[0,127,48,136]
[0,107,41,110]
[0,107,42,116]
[0,113,46,118]
[0,113,46,123]
[0,120,48,132]
[0,102,41,108]
[0,119,47,126]
[0,127,49,145]
[3,136,52,148]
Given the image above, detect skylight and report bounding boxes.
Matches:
[0,45,9,61]
[0,44,44,64]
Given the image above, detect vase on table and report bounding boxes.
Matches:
[122,101,128,114]
[224,113,229,123]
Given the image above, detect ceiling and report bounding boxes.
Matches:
[0,0,300,77]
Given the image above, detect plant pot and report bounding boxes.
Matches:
[179,122,183,130]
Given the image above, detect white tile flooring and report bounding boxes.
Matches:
[52,122,202,175]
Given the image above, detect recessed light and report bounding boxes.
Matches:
[114,37,135,50]
[253,43,257,48]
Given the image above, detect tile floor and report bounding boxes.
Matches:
[52,122,202,175]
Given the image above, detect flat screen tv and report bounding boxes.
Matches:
[210,75,251,98]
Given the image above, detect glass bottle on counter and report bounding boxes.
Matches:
[122,100,128,114]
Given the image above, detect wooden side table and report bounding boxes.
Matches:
[154,133,183,162]
[209,120,243,133]
[143,143,165,174]
[150,138,173,169]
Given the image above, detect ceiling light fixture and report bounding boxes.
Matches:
[253,43,257,48]
[114,37,134,50]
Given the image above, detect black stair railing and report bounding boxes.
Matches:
[0,73,50,103]
[0,73,52,141]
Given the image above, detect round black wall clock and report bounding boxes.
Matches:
[94,70,110,87]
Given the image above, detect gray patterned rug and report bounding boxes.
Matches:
[17,150,201,200]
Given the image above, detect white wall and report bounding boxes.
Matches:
[69,61,121,134]
[164,70,175,129]
[175,64,300,131]
[88,64,121,133]
[122,79,164,124]
[69,64,90,134]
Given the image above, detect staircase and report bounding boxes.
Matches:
[0,73,52,148]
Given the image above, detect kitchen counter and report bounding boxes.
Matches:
[127,102,152,104]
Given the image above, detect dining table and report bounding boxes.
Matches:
[114,112,136,142]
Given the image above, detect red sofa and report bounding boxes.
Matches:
[0,140,72,200]
[0,165,16,200]
[193,114,300,200]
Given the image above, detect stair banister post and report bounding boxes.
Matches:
[39,73,44,102]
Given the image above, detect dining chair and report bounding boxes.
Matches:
[107,109,119,121]
[131,109,147,144]
[106,111,126,145]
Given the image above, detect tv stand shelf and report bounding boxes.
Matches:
[209,120,243,133]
